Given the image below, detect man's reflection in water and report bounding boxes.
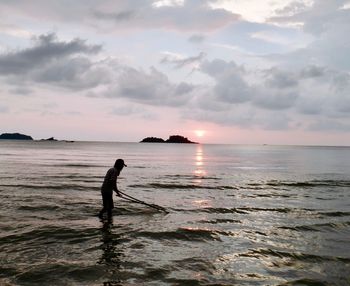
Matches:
[98,218,124,286]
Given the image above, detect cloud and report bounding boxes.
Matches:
[160,51,206,69]
[308,119,350,132]
[268,0,350,70]
[0,33,197,104]
[93,9,136,22]
[188,34,206,43]
[200,59,252,103]
[271,0,349,35]
[0,1,239,33]
[92,0,240,32]
[263,67,298,89]
[111,104,158,120]
[0,33,101,75]
[107,66,196,107]
[0,33,109,90]
[0,23,32,38]
[181,57,350,131]
[0,105,9,113]
[8,86,33,95]
[2,32,348,133]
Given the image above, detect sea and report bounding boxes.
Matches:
[0,140,349,286]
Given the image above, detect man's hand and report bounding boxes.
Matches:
[115,190,122,197]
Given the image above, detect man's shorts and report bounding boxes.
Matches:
[101,191,114,209]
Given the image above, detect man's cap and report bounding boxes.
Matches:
[115,158,127,168]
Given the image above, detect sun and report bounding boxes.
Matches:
[194,130,206,137]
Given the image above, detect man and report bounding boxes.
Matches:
[98,159,127,219]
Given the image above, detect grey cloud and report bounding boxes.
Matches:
[200,59,252,103]
[331,73,350,113]
[0,33,101,75]
[111,104,158,120]
[183,103,292,130]
[31,57,111,90]
[200,59,300,108]
[0,1,239,33]
[213,73,252,103]
[263,68,298,89]
[253,90,298,110]
[201,59,242,78]
[0,105,9,113]
[186,58,350,131]
[94,10,136,22]
[260,113,291,130]
[307,119,350,132]
[188,34,206,43]
[92,0,240,32]
[109,66,195,107]
[267,1,350,71]
[271,0,350,36]
[0,33,108,90]
[160,52,206,69]
[8,86,33,95]
[183,106,256,128]
[300,65,326,78]
[199,59,350,118]
[296,96,323,115]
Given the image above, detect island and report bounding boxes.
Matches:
[140,137,165,143]
[0,133,33,140]
[40,137,58,141]
[140,135,197,144]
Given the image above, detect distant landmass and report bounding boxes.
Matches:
[140,137,165,143]
[0,133,33,140]
[141,135,197,144]
[40,137,58,141]
[0,133,75,142]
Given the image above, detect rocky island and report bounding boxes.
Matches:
[40,137,58,141]
[140,135,197,144]
[0,133,33,140]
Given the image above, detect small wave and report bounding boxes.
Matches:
[0,226,99,246]
[17,205,61,212]
[239,248,350,263]
[178,207,296,214]
[128,183,238,190]
[128,183,209,190]
[320,211,350,217]
[199,218,242,224]
[197,207,307,214]
[279,278,330,286]
[264,180,350,188]
[135,227,221,242]
[178,207,249,214]
[0,183,99,191]
[173,257,215,273]
[52,163,98,168]
[162,174,220,180]
[279,221,350,232]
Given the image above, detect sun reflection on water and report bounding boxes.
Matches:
[193,145,207,182]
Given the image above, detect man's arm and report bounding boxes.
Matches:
[113,178,122,197]
[114,187,121,197]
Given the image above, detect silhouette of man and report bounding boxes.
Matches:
[99,159,127,219]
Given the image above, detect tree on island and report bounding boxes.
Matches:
[166,135,196,143]
[140,137,165,143]
[0,133,33,140]
[140,135,197,144]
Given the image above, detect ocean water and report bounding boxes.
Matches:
[0,140,349,286]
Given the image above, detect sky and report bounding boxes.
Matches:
[1,0,350,145]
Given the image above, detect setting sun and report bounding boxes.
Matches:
[194,130,206,137]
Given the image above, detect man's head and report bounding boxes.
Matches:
[114,159,127,170]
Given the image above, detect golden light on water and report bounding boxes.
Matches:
[193,145,207,182]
